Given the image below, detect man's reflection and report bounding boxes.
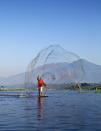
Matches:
[37,97,44,120]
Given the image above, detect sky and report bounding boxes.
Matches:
[0,0,101,77]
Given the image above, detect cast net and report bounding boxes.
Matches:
[24,45,84,96]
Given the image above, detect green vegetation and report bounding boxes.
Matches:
[64,84,101,92]
[0,88,32,91]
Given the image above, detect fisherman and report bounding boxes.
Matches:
[37,76,48,96]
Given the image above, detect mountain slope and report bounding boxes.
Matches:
[79,59,101,83]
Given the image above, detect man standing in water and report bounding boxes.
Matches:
[37,76,48,96]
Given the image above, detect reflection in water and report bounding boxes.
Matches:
[37,97,44,120]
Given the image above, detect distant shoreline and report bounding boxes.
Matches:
[0,85,101,92]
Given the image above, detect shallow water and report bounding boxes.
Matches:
[0,91,101,131]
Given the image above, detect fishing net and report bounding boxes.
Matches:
[24,45,84,96]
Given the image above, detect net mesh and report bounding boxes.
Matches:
[24,45,84,94]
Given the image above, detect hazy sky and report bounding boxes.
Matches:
[0,0,101,77]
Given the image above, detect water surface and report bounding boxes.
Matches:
[0,91,101,131]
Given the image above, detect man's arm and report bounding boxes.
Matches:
[37,75,39,80]
[42,81,48,88]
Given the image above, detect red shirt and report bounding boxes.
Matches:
[38,80,46,88]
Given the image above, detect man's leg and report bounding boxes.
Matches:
[40,87,43,95]
[38,88,40,96]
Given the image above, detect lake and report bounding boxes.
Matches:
[0,90,101,131]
